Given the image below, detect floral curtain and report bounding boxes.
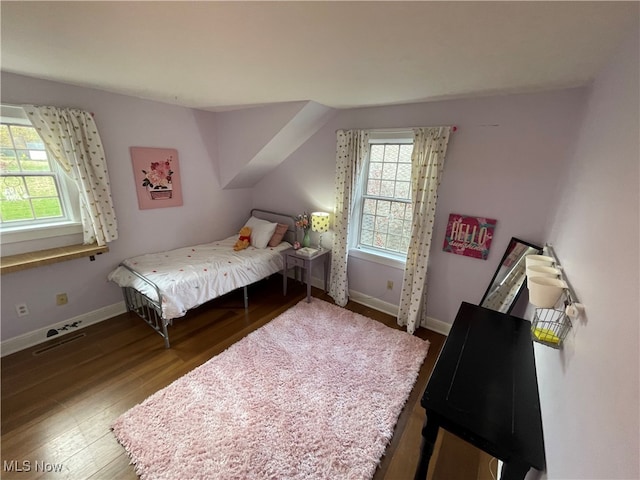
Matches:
[23,105,118,246]
[397,127,451,334]
[328,129,369,307]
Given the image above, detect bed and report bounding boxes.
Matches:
[108,209,296,348]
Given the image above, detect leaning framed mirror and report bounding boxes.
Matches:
[479,237,543,314]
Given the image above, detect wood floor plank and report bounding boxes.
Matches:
[1,274,494,479]
[88,452,138,480]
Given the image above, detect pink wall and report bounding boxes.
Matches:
[531,26,639,479]
[1,73,251,341]
[253,89,587,321]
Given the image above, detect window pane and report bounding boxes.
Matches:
[0,149,19,172]
[389,218,404,233]
[29,150,47,160]
[403,219,413,236]
[361,213,375,231]
[374,215,389,234]
[20,150,51,171]
[0,199,34,222]
[1,176,28,200]
[0,125,13,148]
[31,197,63,219]
[370,145,384,163]
[383,144,399,162]
[25,176,59,197]
[395,181,410,199]
[374,231,386,248]
[1,176,33,222]
[387,234,403,252]
[360,228,373,246]
[381,162,397,180]
[363,198,376,215]
[368,162,383,180]
[390,202,405,219]
[405,204,413,220]
[376,200,390,217]
[399,144,413,162]
[367,179,381,195]
[380,180,395,197]
[397,163,411,181]
[401,235,411,252]
[10,126,44,150]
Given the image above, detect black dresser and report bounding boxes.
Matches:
[414,302,545,480]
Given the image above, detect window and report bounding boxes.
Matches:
[0,105,81,252]
[352,132,414,263]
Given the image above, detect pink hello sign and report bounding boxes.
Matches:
[443,213,497,260]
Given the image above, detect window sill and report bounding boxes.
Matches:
[349,248,406,269]
[1,222,83,244]
[0,243,109,275]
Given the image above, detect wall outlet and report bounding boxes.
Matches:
[387,280,394,290]
[56,293,68,305]
[16,303,29,317]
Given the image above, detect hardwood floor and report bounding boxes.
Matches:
[1,275,496,479]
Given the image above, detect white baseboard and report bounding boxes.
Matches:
[1,301,126,357]
[301,274,452,336]
[421,316,452,336]
[347,289,451,336]
[348,289,399,317]
[1,279,452,357]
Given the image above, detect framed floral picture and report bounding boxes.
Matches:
[130,147,183,209]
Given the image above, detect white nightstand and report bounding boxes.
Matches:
[282,248,331,302]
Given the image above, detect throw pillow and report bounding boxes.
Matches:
[268,223,289,247]
[244,216,277,249]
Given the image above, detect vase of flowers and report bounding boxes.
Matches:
[295,212,311,247]
[141,158,174,200]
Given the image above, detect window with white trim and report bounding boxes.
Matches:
[0,105,81,250]
[351,131,413,263]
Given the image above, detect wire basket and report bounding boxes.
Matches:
[531,307,572,349]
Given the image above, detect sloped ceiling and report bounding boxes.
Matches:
[216,101,336,189]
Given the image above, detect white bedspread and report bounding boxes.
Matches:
[108,236,291,320]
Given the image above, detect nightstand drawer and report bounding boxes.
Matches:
[287,255,306,268]
[282,248,331,303]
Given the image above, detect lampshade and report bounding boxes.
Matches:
[311,212,330,233]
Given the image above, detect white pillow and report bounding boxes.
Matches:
[244,216,278,249]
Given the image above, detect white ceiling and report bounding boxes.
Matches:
[1,1,638,111]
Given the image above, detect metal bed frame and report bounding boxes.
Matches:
[119,209,296,348]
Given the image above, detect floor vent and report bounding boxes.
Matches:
[33,333,86,356]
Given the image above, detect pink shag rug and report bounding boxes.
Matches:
[111,298,429,480]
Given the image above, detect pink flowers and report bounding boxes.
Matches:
[295,212,311,231]
[142,157,174,189]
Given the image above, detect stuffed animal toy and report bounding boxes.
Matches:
[234,226,252,251]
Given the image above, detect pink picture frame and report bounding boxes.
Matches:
[443,213,497,260]
[130,147,183,209]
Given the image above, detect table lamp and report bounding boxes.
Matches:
[311,212,330,249]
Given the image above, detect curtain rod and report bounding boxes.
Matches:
[1,102,95,117]
[336,125,458,133]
